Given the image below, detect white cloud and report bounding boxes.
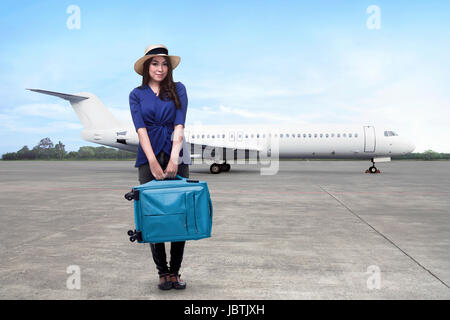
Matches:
[13,103,75,120]
[109,107,133,125]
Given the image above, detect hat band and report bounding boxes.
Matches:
[146,47,169,56]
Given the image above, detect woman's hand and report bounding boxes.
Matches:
[164,158,178,179]
[149,158,166,180]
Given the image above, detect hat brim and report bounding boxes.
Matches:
[134,54,181,76]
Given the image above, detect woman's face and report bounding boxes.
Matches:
[148,56,168,83]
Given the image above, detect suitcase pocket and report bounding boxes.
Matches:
[140,190,187,215]
[140,190,189,240]
[142,213,188,240]
[194,191,211,235]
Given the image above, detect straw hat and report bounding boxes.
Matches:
[134,44,181,76]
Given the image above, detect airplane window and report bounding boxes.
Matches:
[207,135,210,138]
[192,135,195,139]
[280,134,284,138]
[314,134,318,138]
[263,134,265,138]
[319,133,323,138]
[297,134,301,138]
[337,133,340,138]
[308,134,312,138]
[212,135,215,138]
[251,134,254,138]
[343,133,347,137]
[349,133,352,138]
[245,134,248,139]
[325,134,329,138]
[331,133,335,138]
[222,134,225,138]
[355,133,358,138]
[257,134,259,138]
[388,131,397,136]
[303,134,307,138]
[197,135,200,139]
[202,134,205,138]
[230,134,234,139]
[286,134,289,137]
[275,134,278,137]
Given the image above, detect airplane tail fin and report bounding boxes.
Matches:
[27,88,122,129]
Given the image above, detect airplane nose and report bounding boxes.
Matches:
[406,140,415,153]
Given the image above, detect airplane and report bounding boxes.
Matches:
[26,88,415,174]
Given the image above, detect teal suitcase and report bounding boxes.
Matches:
[125,175,213,243]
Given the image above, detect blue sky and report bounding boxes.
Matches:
[1,0,449,154]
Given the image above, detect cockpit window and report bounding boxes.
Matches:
[384,131,398,137]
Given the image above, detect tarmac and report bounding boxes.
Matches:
[0,160,449,300]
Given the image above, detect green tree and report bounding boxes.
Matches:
[78,146,95,159]
[33,137,54,159]
[16,146,36,160]
[423,149,440,160]
[1,152,18,160]
[54,141,67,160]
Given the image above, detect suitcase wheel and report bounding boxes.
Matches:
[127,230,134,236]
[129,236,136,242]
[124,192,134,201]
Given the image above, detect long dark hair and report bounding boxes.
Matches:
[139,56,182,109]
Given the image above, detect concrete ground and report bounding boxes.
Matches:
[0,160,449,299]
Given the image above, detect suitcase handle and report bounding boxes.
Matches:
[162,174,187,181]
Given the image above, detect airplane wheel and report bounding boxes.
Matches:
[223,164,231,172]
[210,163,221,174]
[369,166,377,174]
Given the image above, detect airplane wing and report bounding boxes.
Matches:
[26,88,89,102]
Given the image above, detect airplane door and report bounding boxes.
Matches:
[364,126,376,152]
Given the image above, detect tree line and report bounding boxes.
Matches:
[1,138,449,161]
[1,138,135,160]
[392,150,450,160]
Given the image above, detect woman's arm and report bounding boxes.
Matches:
[137,127,166,180]
[165,82,188,178]
[165,124,184,178]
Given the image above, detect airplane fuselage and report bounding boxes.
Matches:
[82,123,415,160]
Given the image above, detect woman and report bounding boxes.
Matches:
[129,44,190,290]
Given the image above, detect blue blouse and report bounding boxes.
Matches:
[129,81,189,168]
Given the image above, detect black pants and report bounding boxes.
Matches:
[138,151,190,276]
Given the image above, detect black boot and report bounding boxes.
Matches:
[170,273,186,290]
[158,273,172,290]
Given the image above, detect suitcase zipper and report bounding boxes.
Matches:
[193,194,198,233]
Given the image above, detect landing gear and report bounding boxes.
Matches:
[366,159,381,174]
[209,162,231,174]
